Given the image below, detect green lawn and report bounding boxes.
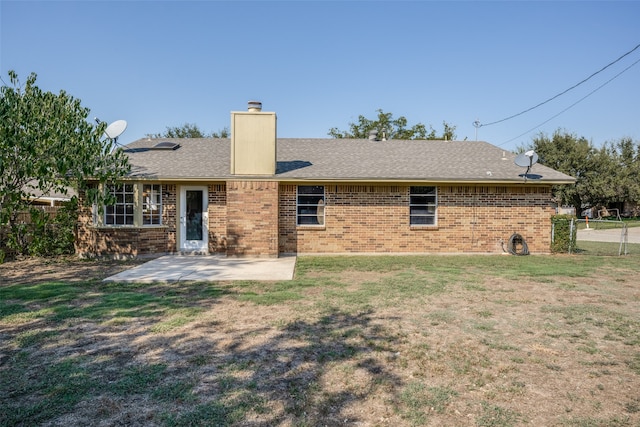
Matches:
[574,241,640,256]
[2,255,640,426]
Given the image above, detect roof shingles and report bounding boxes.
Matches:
[123,138,575,184]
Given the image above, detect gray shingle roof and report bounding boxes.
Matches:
[123,138,575,184]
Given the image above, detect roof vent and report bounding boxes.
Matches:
[247,101,262,112]
[152,141,181,150]
[368,129,379,141]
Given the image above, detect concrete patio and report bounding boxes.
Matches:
[103,255,297,283]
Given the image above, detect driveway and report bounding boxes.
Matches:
[577,226,640,244]
[103,255,297,283]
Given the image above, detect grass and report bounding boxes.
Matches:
[2,254,640,426]
[574,240,640,256]
[576,219,640,230]
[477,402,522,427]
[397,382,458,425]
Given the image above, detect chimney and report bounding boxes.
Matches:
[230,101,277,175]
[247,100,262,112]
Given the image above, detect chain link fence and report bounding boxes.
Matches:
[573,219,638,256]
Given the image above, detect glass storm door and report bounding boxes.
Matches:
[180,186,208,252]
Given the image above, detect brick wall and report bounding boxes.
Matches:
[76,227,170,258]
[279,184,555,254]
[163,184,177,252]
[76,182,556,258]
[226,181,279,257]
[208,184,227,253]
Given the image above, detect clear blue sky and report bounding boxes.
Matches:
[2,1,639,152]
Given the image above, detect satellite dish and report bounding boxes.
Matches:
[104,120,128,140]
[514,150,539,182]
[514,151,538,168]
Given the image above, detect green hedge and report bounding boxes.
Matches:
[551,214,577,253]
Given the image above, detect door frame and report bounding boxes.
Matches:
[179,185,209,252]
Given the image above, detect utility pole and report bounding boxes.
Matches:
[473,120,481,141]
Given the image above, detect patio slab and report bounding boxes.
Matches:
[103,255,296,283]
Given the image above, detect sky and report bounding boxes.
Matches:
[1,1,639,152]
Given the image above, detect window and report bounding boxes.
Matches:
[297,186,325,226]
[99,183,164,227]
[142,184,162,225]
[410,186,437,226]
[105,184,135,225]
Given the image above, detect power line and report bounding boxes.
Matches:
[479,42,640,128]
[497,55,640,147]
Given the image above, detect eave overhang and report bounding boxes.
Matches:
[107,175,575,186]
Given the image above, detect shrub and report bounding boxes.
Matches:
[551,214,577,253]
[0,199,77,261]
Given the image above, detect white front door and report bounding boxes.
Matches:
[179,186,208,252]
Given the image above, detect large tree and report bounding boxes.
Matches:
[328,109,457,141]
[528,130,639,213]
[529,130,598,211]
[0,71,130,226]
[147,123,229,139]
[599,137,640,209]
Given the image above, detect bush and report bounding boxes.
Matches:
[30,199,77,257]
[551,214,577,253]
[0,199,77,261]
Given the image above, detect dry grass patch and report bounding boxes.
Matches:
[1,255,640,426]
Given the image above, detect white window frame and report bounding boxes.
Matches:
[410,186,437,226]
[297,185,325,226]
[97,183,164,227]
[104,184,135,226]
[142,184,162,225]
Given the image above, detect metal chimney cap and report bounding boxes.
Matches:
[248,101,262,112]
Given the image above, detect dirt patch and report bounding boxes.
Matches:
[0,256,150,286]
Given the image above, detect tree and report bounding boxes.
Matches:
[147,123,229,139]
[0,71,130,227]
[527,130,640,213]
[599,137,640,209]
[328,109,457,141]
[529,130,595,210]
[211,127,230,138]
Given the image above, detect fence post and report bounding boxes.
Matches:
[619,224,628,256]
[568,218,574,254]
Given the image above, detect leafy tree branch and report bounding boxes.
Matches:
[329,109,456,141]
[147,123,229,139]
[0,70,130,227]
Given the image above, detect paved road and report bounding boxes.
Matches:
[577,227,640,244]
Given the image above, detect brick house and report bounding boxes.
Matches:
[76,102,575,258]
